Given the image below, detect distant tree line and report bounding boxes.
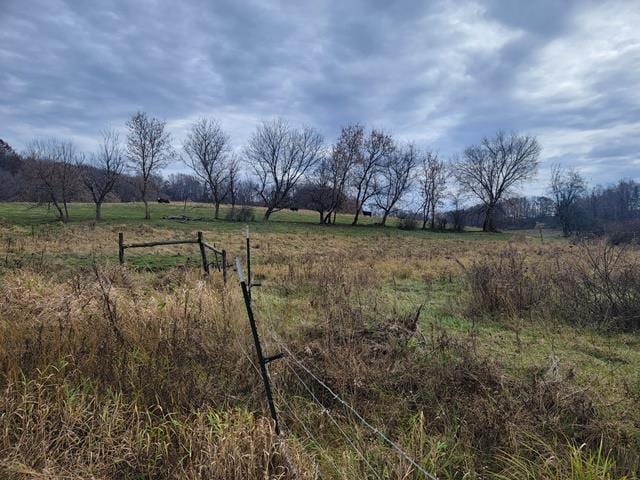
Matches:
[477,172,640,240]
[1,113,637,239]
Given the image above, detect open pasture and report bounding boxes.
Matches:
[0,202,638,479]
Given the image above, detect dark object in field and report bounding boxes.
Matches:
[162,215,205,222]
[362,210,372,217]
[157,198,170,204]
[289,207,299,211]
[225,206,255,222]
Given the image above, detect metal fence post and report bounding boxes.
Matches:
[236,257,282,434]
[245,226,251,301]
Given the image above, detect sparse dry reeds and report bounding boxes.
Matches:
[463,240,640,331]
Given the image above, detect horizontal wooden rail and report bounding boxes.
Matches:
[118,231,227,283]
[123,239,199,248]
[202,242,224,255]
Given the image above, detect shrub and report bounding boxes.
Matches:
[605,219,640,245]
[463,242,640,331]
[225,206,255,222]
[397,216,417,230]
[464,246,551,317]
[553,242,640,330]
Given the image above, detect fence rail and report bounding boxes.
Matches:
[118,231,227,282]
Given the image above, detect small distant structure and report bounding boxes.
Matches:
[289,207,299,211]
[362,210,372,217]
[157,197,170,204]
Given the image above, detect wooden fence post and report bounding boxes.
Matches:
[222,249,227,284]
[118,232,124,264]
[197,231,210,275]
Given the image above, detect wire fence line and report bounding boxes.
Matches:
[279,356,383,480]
[273,386,340,479]
[236,339,304,480]
[233,254,438,480]
[270,332,440,480]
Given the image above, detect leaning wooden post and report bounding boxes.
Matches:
[197,231,210,275]
[118,232,124,264]
[221,249,227,284]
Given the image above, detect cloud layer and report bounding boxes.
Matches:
[1,0,639,192]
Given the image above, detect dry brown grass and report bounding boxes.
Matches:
[0,221,638,478]
[462,241,640,330]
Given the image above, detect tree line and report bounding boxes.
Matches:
[1,113,637,236]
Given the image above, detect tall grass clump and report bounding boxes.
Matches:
[0,264,314,478]
[462,245,551,317]
[554,242,640,330]
[269,258,621,477]
[224,206,255,222]
[0,365,300,479]
[463,241,640,331]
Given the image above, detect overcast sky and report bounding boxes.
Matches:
[1,0,639,194]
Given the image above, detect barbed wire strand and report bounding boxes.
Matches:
[272,333,439,480]
[273,386,341,479]
[281,357,383,480]
[237,340,303,480]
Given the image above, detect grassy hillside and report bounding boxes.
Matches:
[0,202,638,479]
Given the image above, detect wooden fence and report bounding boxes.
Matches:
[118,231,227,282]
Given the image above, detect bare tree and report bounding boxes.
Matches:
[550,165,587,236]
[351,129,394,225]
[449,189,468,232]
[294,159,337,224]
[25,139,80,223]
[246,119,324,221]
[418,152,447,229]
[323,124,363,224]
[454,131,540,232]
[126,112,173,219]
[374,143,418,226]
[225,154,241,210]
[78,129,125,221]
[182,118,231,219]
[235,177,258,206]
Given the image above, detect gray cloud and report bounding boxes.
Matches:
[1,0,638,192]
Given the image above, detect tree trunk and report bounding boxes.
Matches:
[95,202,102,221]
[430,204,436,229]
[483,205,496,232]
[214,202,220,219]
[319,211,325,224]
[264,207,273,221]
[144,199,150,220]
[52,201,64,222]
[352,209,361,225]
[63,200,70,223]
[380,211,389,226]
